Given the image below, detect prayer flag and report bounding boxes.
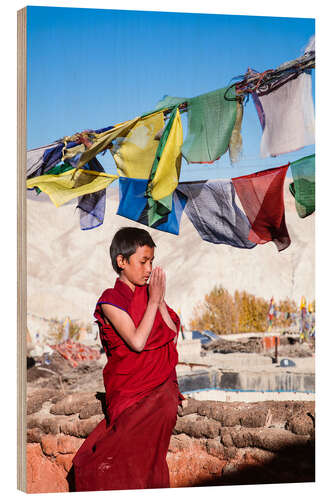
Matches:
[177,180,256,248]
[112,112,164,179]
[26,168,118,207]
[289,154,315,218]
[153,95,186,113]
[61,118,140,168]
[149,108,183,201]
[146,107,183,226]
[33,162,74,194]
[77,157,108,230]
[228,100,244,164]
[117,177,186,235]
[232,164,291,251]
[27,141,60,177]
[152,87,238,164]
[77,190,106,230]
[252,71,315,158]
[182,87,237,163]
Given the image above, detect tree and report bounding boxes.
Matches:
[190,286,297,334]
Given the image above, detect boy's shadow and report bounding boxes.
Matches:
[66,392,108,492]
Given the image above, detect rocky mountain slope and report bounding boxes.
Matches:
[27,181,314,332]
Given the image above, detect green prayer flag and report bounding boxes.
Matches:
[289,154,315,218]
[182,86,237,163]
[149,87,238,164]
[154,96,187,113]
[140,96,186,119]
[147,195,173,226]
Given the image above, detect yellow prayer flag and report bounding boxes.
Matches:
[150,108,183,201]
[113,112,165,179]
[229,100,243,164]
[26,169,118,207]
[300,296,307,310]
[66,118,140,168]
[61,143,85,162]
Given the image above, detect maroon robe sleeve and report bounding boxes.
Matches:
[94,288,132,352]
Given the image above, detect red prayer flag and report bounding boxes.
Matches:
[232,164,291,251]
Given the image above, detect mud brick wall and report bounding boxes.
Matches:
[26,388,315,493]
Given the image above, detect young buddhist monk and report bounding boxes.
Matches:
[72,227,184,491]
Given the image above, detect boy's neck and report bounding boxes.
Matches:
[119,274,135,292]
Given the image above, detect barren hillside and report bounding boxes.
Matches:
[27,181,314,332]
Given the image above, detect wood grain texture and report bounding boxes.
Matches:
[17,6,27,493]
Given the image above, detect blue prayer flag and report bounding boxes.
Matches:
[117,177,186,235]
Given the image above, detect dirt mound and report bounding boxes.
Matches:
[27,351,105,392]
[202,335,314,359]
[203,337,264,354]
[266,342,314,359]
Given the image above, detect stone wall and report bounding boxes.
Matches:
[26,388,315,493]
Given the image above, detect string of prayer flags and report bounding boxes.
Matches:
[117,177,187,235]
[26,54,315,235]
[232,164,291,251]
[177,180,256,248]
[146,107,183,226]
[112,112,165,179]
[26,168,118,207]
[289,154,315,218]
[252,71,315,158]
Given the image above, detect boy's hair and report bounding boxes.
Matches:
[110,227,156,274]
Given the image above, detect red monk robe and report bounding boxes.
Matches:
[72,278,184,491]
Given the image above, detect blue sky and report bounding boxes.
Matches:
[27,6,315,180]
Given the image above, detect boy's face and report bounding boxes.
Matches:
[118,245,155,287]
